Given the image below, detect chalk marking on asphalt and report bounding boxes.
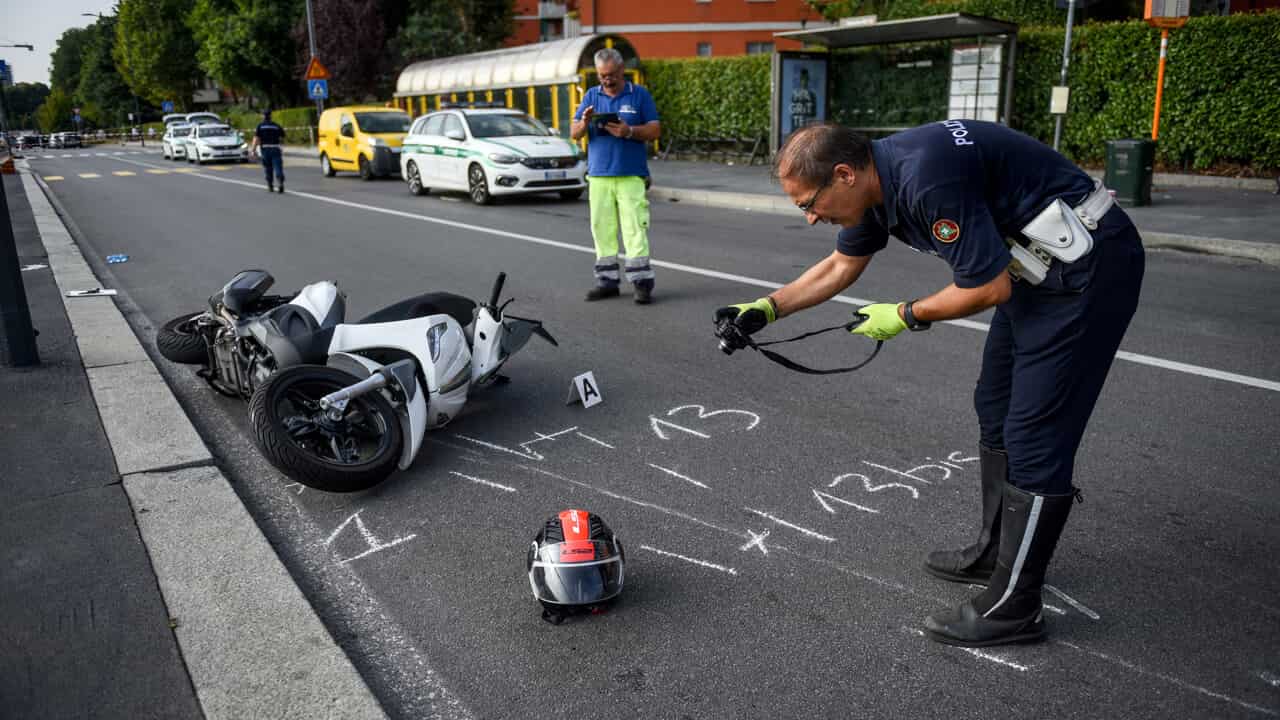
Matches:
[323,510,417,565]
[745,508,836,542]
[1259,671,1280,688]
[1043,603,1067,615]
[1045,584,1101,620]
[520,426,578,457]
[649,415,710,440]
[449,471,516,493]
[640,545,738,576]
[1058,641,1279,717]
[740,529,770,555]
[453,433,543,461]
[862,460,935,484]
[902,627,1031,671]
[104,153,1280,394]
[829,471,919,500]
[647,463,710,489]
[812,488,881,515]
[574,431,615,449]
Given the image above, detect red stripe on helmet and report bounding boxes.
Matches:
[559,509,590,541]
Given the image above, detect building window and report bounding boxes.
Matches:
[746,42,774,55]
[697,42,712,57]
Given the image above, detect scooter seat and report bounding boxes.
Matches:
[357,292,476,328]
[261,304,335,364]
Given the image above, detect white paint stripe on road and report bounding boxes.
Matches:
[105,154,1280,394]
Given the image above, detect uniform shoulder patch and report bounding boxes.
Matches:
[931,219,960,244]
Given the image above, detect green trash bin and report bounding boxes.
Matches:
[1104,139,1156,207]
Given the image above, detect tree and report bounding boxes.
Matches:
[393,0,514,65]
[115,0,201,108]
[76,16,137,127]
[49,26,93,95]
[4,83,51,129]
[34,89,75,133]
[189,0,306,106]
[293,0,387,103]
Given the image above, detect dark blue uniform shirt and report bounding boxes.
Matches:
[255,121,285,145]
[837,120,1095,288]
[573,82,659,177]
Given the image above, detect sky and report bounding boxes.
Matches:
[0,0,119,87]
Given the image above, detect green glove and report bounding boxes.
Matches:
[850,303,907,341]
[714,297,777,336]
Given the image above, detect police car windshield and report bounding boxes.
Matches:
[198,126,234,137]
[468,114,548,139]
[355,112,410,133]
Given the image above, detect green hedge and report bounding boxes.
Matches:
[641,11,1280,172]
[223,106,317,134]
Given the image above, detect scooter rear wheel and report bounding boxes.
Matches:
[250,365,403,492]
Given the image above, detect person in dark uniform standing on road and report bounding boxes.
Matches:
[251,109,286,193]
[715,120,1144,647]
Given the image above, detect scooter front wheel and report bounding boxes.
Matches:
[250,365,403,492]
[156,312,208,364]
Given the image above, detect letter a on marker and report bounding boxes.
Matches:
[566,371,603,408]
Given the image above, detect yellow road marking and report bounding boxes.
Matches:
[146,169,171,174]
[44,175,65,181]
[78,173,100,178]
[208,166,234,171]
[173,168,198,173]
[112,171,136,176]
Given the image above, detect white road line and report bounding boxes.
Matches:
[448,471,516,493]
[647,463,710,489]
[745,508,836,542]
[104,154,1280,394]
[639,545,738,575]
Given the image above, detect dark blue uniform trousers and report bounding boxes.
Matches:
[975,206,1145,494]
[260,146,284,186]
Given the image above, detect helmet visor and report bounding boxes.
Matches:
[528,540,623,606]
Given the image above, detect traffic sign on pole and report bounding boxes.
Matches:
[304,57,330,80]
[162,100,175,113]
[308,79,329,100]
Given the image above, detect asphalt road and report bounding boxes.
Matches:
[28,147,1280,719]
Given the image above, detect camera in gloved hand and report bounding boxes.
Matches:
[713,297,777,355]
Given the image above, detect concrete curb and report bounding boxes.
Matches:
[16,161,389,720]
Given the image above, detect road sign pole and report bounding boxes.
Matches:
[305,0,323,117]
[0,173,40,367]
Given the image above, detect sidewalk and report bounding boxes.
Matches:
[279,145,1280,265]
[0,167,388,719]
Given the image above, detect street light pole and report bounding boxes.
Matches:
[1052,0,1077,152]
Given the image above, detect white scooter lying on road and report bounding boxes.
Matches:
[247,272,557,492]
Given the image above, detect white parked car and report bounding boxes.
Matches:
[162,124,193,160]
[184,124,250,164]
[400,109,585,204]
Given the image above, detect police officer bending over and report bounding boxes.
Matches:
[252,109,286,194]
[716,121,1144,647]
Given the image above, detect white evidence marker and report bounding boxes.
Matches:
[565,370,602,408]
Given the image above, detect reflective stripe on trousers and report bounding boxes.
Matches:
[589,175,653,289]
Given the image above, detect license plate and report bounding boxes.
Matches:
[545,170,566,180]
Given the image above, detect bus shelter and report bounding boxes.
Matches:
[393,35,642,139]
[771,13,1019,153]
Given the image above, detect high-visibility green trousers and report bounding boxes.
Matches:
[588,175,654,289]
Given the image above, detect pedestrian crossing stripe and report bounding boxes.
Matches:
[44,176,64,181]
[112,171,136,176]
[146,169,170,174]
[78,173,100,178]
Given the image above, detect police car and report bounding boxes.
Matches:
[400,109,585,204]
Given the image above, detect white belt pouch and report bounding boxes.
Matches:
[1008,180,1113,284]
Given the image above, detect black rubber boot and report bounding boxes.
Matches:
[924,482,1077,647]
[584,286,620,301]
[924,445,1005,584]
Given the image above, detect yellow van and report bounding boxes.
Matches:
[317,105,411,180]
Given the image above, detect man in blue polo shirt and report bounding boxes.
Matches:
[571,48,661,304]
[715,121,1144,648]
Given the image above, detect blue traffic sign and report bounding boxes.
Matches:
[308,79,329,100]
[162,100,175,113]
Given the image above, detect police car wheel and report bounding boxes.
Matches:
[321,153,335,177]
[406,162,428,196]
[468,164,491,205]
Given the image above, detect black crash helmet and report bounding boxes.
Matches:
[527,509,625,623]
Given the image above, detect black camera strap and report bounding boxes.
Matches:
[744,318,883,375]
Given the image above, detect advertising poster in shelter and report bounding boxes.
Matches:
[773,53,830,152]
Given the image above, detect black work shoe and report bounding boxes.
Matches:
[277,184,284,193]
[266,184,274,192]
[585,286,620,301]
[634,286,652,304]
